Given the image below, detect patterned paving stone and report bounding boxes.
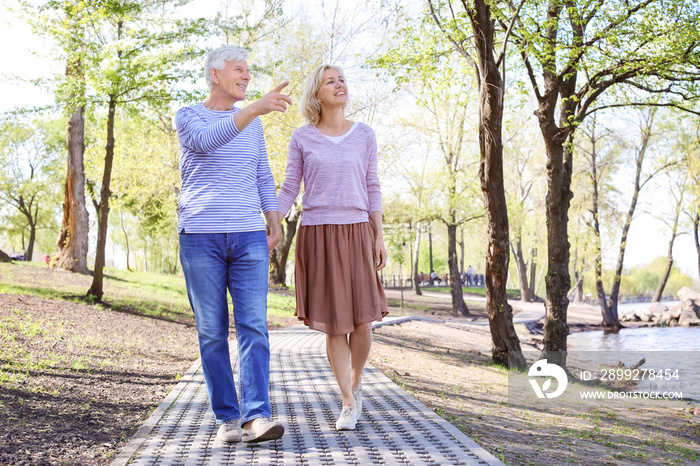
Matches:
[112,321,504,465]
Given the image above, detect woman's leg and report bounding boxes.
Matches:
[349,323,372,389]
[326,333,354,407]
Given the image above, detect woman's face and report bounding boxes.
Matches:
[316,68,347,108]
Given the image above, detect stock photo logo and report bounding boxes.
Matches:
[528,359,568,399]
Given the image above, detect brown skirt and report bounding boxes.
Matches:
[294,220,389,335]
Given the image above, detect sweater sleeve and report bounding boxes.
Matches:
[256,128,279,213]
[365,127,383,213]
[276,131,303,216]
[175,106,241,153]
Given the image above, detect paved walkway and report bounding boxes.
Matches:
[112,319,504,465]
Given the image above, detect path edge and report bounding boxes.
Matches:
[110,358,202,466]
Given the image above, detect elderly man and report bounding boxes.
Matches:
[175,45,290,443]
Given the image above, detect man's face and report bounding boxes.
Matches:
[212,60,250,102]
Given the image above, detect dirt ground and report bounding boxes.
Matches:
[373,289,700,465]
[0,291,200,464]
[1,265,698,465]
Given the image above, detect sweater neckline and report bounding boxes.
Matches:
[311,121,358,144]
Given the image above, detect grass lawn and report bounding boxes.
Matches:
[420,285,522,300]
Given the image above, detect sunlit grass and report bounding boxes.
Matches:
[0,262,295,323]
[422,286,521,300]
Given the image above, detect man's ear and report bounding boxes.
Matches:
[210,68,219,85]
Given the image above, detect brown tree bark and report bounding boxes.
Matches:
[468,0,524,368]
[447,223,468,315]
[586,121,617,328]
[269,209,300,286]
[0,250,11,262]
[529,247,537,297]
[609,112,656,324]
[55,103,90,274]
[694,213,700,280]
[427,0,524,366]
[118,202,132,272]
[512,239,534,302]
[87,94,118,301]
[652,188,683,302]
[16,195,39,262]
[536,0,579,367]
[412,222,422,296]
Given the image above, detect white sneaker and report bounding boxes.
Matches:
[217,421,241,442]
[335,405,359,430]
[352,385,363,417]
[241,417,285,442]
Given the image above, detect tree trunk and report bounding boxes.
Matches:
[529,247,537,297]
[512,239,534,302]
[608,111,655,324]
[468,0,524,368]
[540,127,573,364]
[447,223,468,315]
[143,242,148,272]
[119,203,132,272]
[55,73,90,274]
[535,0,581,367]
[269,209,300,286]
[17,196,37,262]
[0,250,11,262]
[458,226,464,275]
[412,223,422,296]
[574,271,585,303]
[27,212,37,262]
[693,213,699,280]
[652,190,683,303]
[428,228,434,282]
[87,94,117,301]
[588,129,617,328]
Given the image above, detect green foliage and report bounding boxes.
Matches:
[106,111,180,271]
[0,113,65,258]
[581,257,693,298]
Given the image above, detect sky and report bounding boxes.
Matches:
[0,0,698,281]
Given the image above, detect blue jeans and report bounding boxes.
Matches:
[179,230,271,425]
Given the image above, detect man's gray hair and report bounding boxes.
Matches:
[204,45,249,90]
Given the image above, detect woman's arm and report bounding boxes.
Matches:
[277,133,304,217]
[370,210,387,271]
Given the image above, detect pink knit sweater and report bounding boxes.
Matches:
[277,123,383,226]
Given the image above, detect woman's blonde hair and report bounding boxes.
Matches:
[300,64,346,125]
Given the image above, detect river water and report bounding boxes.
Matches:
[567,301,700,400]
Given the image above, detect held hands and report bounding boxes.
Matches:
[267,228,282,252]
[265,211,283,253]
[254,81,292,116]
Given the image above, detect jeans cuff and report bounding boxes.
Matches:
[241,413,270,426]
[217,415,240,425]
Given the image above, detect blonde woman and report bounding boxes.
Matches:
[276,64,388,430]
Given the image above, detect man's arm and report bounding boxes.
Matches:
[235,82,292,132]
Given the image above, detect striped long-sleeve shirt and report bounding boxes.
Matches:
[175,103,278,233]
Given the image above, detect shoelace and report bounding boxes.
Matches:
[339,406,355,419]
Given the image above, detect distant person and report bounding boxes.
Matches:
[43,254,50,267]
[277,64,388,431]
[430,270,438,286]
[466,265,474,286]
[175,45,290,443]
